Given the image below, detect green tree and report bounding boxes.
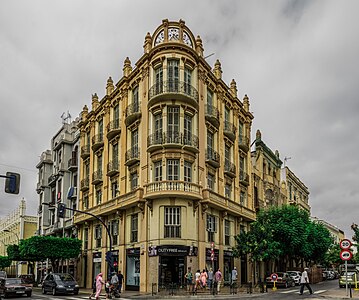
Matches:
[0,256,11,269]
[19,236,82,272]
[234,205,333,275]
[321,243,342,268]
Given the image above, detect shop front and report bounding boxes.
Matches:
[223,250,234,285]
[150,245,197,288]
[205,248,219,272]
[126,248,140,291]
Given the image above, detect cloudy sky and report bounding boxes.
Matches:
[0,0,358,239]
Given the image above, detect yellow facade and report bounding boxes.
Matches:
[0,199,37,276]
[74,19,255,291]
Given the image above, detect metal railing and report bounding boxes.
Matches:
[148,80,199,103]
[147,131,199,149]
[125,102,141,118]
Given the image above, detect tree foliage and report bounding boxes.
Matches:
[6,244,20,261]
[0,256,12,269]
[233,205,333,267]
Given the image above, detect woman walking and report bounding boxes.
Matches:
[95,272,105,300]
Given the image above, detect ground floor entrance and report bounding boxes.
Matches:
[159,256,185,288]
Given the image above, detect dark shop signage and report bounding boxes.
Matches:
[126,248,140,255]
[149,245,198,257]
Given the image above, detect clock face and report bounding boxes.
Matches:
[168,27,179,41]
[154,30,164,46]
[183,31,192,47]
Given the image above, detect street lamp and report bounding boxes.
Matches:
[4,229,20,244]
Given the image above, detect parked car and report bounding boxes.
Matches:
[41,273,79,295]
[18,274,35,284]
[0,271,7,278]
[3,277,32,297]
[266,272,295,288]
[287,271,301,285]
[339,271,359,288]
[323,270,335,280]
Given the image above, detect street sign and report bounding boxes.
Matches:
[340,239,352,250]
[271,273,278,281]
[340,250,353,261]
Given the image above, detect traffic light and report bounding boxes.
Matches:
[57,203,66,218]
[5,172,20,194]
[105,251,113,265]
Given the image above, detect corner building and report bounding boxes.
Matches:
[75,19,255,292]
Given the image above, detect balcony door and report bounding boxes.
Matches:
[167,60,179,92]
[167,107,179,143]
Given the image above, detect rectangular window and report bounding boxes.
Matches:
[130,172,138,190]
[154,113,163,142]
[207,173,214,190]
[114,104,120,121]
[225,107,230,122]
[133,86,139,111]
[184,67,192,94]
[225,184,232,198]
[97,154,102,172]
[155,66,163,93]
[240,225,246,234]
[240,191,246,206]
[110,219,119,246]
[131,129,139,158]
[111,181,118,199]
[84,228,89,250]
[225,220,230,246]
[184,114,192,144]
[95,225,102,248]
[167,106,179,142]
[131,214,138,243]
[207,214,217,242]
[96,189,102,205]
[154,161,162,181]
[112,143,118,161]
[99,119,103,138]
[167,159,179,181]
[184,161,192,182]
[83,194,89,210]
[207,89,213,106]
[164,207,181,238]
[167,60,179,91]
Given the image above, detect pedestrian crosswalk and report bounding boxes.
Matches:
[280,289,326,294]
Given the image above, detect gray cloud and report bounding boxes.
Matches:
[1,0,358,239]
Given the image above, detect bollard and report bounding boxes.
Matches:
[349,283,352,298]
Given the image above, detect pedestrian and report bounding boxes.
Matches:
[105,279,111,299]
[194,269,201,291]
[207,268,213,290]
[299,267,313,295]
[200,269,208,289]
[95,272,105,300]
[110,272,119,297]
[214,268,222,293]
[184,267,193,292]
[117,270,124,295]
[231,266,238,286]
[89,277,96,299]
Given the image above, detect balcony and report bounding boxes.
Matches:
[92,170,103,185]
[239,171,249,186]
[147,131,199,153]
[223,121,236,141]
[107,118,121,139]
[125,147,140,166]
[125,102,141,126]
[148,80,199,108]
[80,175,90,191]
[224,160,236,178]
[238,135,249,152]
[81,144,90,159]
[107,160,119,177]
[205,148,220,168]
[144,181,202,200]
[205,104,220,128]
[92,134,104,151]
[68,158,78,171]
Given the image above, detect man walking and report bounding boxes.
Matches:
[214,268,222,293]
[300,267,313,295]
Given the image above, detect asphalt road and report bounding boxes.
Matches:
[24,279,359,300]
